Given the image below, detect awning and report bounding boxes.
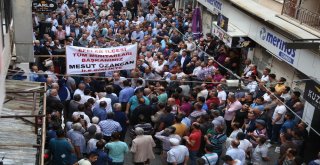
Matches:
[212,22,255,48]
[230,0,320,39]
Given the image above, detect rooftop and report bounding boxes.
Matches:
[0,80,46,165]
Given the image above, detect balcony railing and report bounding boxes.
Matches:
[282,0,320,31]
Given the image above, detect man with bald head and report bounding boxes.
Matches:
[167,97,179,115]
[47,88,64,113]
[46,82,60,99]
[226,140,246,165]
[113,72,127,88]
[74,83,85,96]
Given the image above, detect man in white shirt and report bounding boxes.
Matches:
[280,86,291,102]
[217,84,227,108]
[154,58,166,74]
[191,61,202,77]
[113,72,127,88]
[72,104,91,124]
[167,138,189,165]
[94,92,113,113]
[145,9,157,22]
[271,97,287,143]
[246,75,258,93]
[222,155,241,165]
[236,132,252,157]
[45,65,59,82]
[74,83,86,96]
[226,140,246,165]
[258,68,270,83]
[80,89,95,104]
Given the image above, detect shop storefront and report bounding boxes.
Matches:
[302,80,320,162]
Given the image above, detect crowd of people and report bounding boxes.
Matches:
[27,0,320,165]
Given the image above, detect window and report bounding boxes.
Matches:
[0,0,13,47]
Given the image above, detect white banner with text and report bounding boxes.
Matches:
[66,44,137,74]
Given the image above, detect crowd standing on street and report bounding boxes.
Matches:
[28,0,320,165]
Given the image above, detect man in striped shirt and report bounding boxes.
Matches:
[99,112,122,142]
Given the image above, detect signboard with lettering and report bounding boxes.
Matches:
[66,44,137,74]
[231,37,255,48]
[32,0,57,13]
[256,26,299,66]
[212,22,232,47]
[304,80,320,109]
[203,0,223,13]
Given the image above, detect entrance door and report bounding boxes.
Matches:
[304,108,320,162]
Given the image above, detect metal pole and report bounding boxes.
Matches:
[40,84,47,165]
[0,115,45,118]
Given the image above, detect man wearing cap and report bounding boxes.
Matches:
[247,119,267,147]
[167,138,189,165]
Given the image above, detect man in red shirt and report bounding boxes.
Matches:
[183,122,202,165]
[206,91,220,110]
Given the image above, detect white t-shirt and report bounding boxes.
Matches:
[95,97,113,113]
[260,75,269,82]
[74,89,84,96]
[238,139,253,152]
[272,105,287,124]
[198,89,209,99]
[192,66,202,75]
[223,159,241,165]
[78,159,91,165]
[252,144,268,165]
[262,93,271,103]
[226,148,246,165]
[229,129,243,140]
[218,90,227,103]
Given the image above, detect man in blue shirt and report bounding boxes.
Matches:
[250,97,265,111]
[126,89,150,115]
[99,112,122,142]
[93,101,107,121]
[119,80,134,111]
[280,113,295,134]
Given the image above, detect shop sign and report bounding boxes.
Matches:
[231,37,255,48]
[304,80,320,109]
[205,0,222,12]
[212,22,232,47]
[32,0,57,13]
[202,0,222,13]
[258,26,297,65]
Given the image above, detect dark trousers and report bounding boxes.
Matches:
[111,162,124,165]
[271,124,282,143]
[168,163,183,165]
[134,160,149,165]
[121,102,127,112]
[103,136,111,143]
[225,120,232,136]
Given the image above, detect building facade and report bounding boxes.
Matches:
[196,0,320,161]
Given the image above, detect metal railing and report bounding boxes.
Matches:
[282,0,320,31]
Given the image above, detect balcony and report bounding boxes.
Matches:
[282,0,320,31]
